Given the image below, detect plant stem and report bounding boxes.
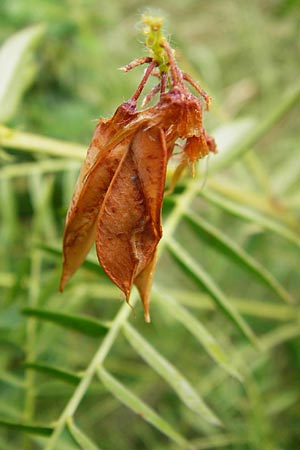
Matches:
[22,250,41,450]
[0,125,85,160]
[130,60,157,103]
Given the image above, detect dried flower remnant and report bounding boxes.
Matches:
[60,15,217,322]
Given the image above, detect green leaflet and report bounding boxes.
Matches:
[22,308,109,338]
[167,237,259,348]
[123,322,223,424]
[67,418,102,450]
[210,85,300,173]
[0,25,45,123]
[184,210,293,303]
[97,367,194,449]
[153,287,242,381]
[0,124,85,160]
[0,419,52,436]
[202,189,300,248]
[0,159,81,180]
[163,289,296,321]
[38,244,102,275]
[24,362,81,386]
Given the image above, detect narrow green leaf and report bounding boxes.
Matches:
[0,178,18,242]
[202,189,300,248]
[0,159,80,180]
[38,244,102,275]
[261,323,300,352]
[210,85,300,173]
[0,25,45,123]
[153,287,242,381]
[0,148,14,162]
[67,417,101,450]
[22,308,109,338]
[211,118,255,157]
[123,322,222,424]
[185,210,294,304]
[0,271,15,288]
[25,362,81,385]
[192,433,245,449]
[0,419,52,436]
[165,289,296,321]
[271,147,300,196]
[167,237,259,347]
[97,367,193,449]
[0,370,24,389]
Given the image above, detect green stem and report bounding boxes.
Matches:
[0,125,85,161]
[22,250,41,450]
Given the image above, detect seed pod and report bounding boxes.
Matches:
[60,15,217,321]
[96,127,167,322]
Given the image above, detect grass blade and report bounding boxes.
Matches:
[0,419,52,436]
[167,237,259,347]
[153,287,242,381]
[38,244,102,275]
[24,362,81,386]
[0,159,81,180]
[210,85,300,173]
[67,417,101,450]
[185,210,294,303]
[97,367,193,449]
[191,433,245,449]
[164,289,296,321]
[202,190,300,248]
[0,125,85,160]
[123,322,222,425]
[22,308,109,338]
[0,25,45,123]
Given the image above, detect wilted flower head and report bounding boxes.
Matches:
[60,15,217,322]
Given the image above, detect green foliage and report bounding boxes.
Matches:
[1,1,300,449]
[0,24,45,123]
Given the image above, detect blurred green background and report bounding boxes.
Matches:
[1,0,300,449]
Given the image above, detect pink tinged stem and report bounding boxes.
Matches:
[130,60,158,103]
[160,40,185,89]
[160,70,168,94]
[141,83,161,107]
[119,56,153,72]
[160,41,178,86]
[183,72,211,111]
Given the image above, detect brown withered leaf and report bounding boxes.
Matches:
[96,127,167,322]
[60,101,138,291]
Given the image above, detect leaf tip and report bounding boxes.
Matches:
[144,309,151,323]
[59,270,69,292]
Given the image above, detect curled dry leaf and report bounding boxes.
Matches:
[60,15,217,322]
